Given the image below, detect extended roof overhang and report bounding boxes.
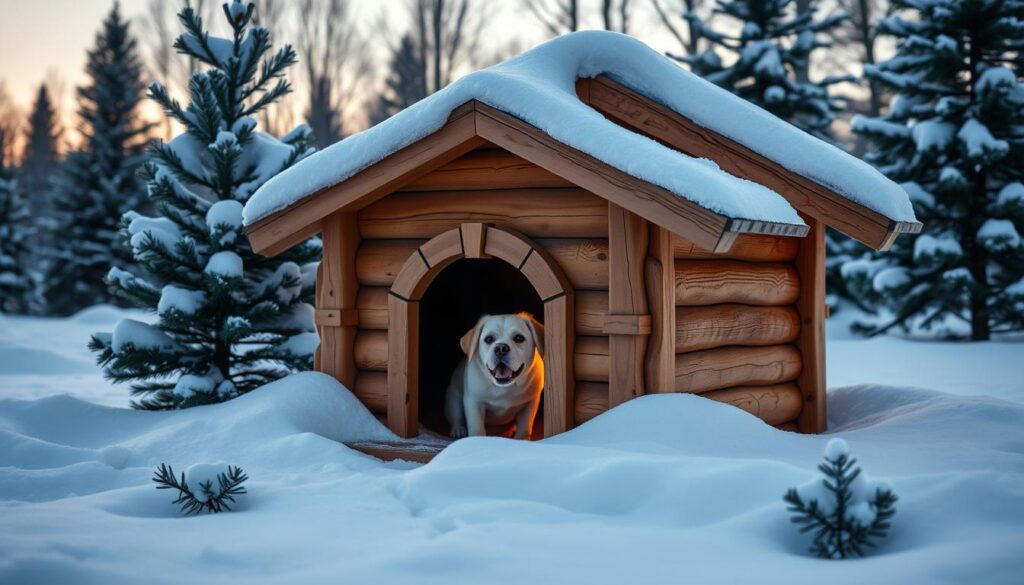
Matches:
[247,101,809,257]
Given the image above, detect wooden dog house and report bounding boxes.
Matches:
[244,33,919,447]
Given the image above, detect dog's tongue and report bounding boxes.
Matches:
[494,363,514,381]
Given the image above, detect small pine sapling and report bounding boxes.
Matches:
[153,463,248,515]
[784,438,897,559]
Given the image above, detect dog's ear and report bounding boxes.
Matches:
[460,316,488,360]
[520,313,545,356]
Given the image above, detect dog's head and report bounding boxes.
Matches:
[460,313,544,387]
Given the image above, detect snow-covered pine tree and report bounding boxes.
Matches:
[672,0,850,141]
[44,4,153,315]
[847,0,1024,339]
[90,0,320,409]
[18,84,62,220]
[369,34,428,125]
[0,126,31,312]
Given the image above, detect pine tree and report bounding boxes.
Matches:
[847,0,1024,339]
[673,0,850,141]
[0,126,30,312]
[90,0,319,409]
[43,4,153,314]
[18,85,62,216]
[369,34,428,125]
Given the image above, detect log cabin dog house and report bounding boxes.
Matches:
[243,32,920,448]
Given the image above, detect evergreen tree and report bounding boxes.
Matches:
[18,85,61,220]
[673,0,850,141]
[0,126,30,312]
[90,0,319,409]
[44,4,153,314]
[369,34,428,125]
[847,0,1024,339]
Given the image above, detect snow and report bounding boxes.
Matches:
[977,219,1021,251]
[913,234,962,260]
[244,31,916,228]
[996,182,1024,207]
[157,286,207,316]
[911,119,955,153]
[111,319,180,354]
[206,200,244,231]
[204,251,243,278]
[957,118,1008,160]
[872,266,910,291]
[2,308,1023,583]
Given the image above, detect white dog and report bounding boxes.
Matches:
[445,313,545,439]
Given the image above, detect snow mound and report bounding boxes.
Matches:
[245,31,916,228]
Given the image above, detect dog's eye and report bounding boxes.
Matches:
[513,334,526,343]
[483,335,494,344]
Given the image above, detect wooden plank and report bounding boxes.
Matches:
[418,227,463,268]
[357,237,609,290]
[587,76,920,250]
[399,148,575,191]
[575,290,609,335]
[358,188,608,239]
[673,233,798,262]
[345,441,446,464]
[354,331,389,371]
[574,382,609,425]
[675,344,802,394]
[645,226,676,394]
[543,294,575,436]
[248,110,485,256]
[389,244,432,301]
[675,260,799,306]
[607,204,648,408]
[574,336,609,382]
[387,295,419,438]
[474,104,729,252]
[460,222,489,259]
[313,261,324,370]
[795,217,827,433]
[676,304,800,353]
[316,213,359,389]
[775,422,800,432]
[353,371,388,413]
[356,287,389,329]
[701,383,803,426]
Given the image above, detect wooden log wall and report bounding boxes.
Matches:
[571,232,805,429]
[351,147,610,434]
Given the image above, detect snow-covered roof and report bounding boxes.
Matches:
[243,31,916,231]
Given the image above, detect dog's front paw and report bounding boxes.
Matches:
[450,424,468,439]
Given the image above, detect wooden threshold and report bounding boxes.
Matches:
[346,441,448,464]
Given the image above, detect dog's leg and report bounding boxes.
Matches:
[513,397,541,440]
[465,401,487,437]
[445,362,468,438]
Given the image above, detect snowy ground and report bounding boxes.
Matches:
[1,307,1022,584]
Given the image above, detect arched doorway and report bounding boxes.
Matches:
[386,223,575,439]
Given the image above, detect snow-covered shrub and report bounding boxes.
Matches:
[153,463,248,515]
[784,439,897,559]
[90,1,320,409]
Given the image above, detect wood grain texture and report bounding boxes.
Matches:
[356,287,389,329]
[357,238,610,290]
[400,148,575,191]
[675,304,800,353]
[645,226,676,394]
[358,188,608,239]
[675,344,802,393]
[387,296,419,438]
[543,293,575,436]
[607,204,649,407]
[247,110,484,256]
[353,371,388,413]
[675,260,799,306]
[316,213,359,388]
[673,233,798,262]
[795,217,827,433]
[575,290,609,335]
[354,330,389,371]
[574,382,609,425]
[701,383,803,426]
[460,222,489,258]
[586,76,921,250]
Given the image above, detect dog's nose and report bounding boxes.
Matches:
[494,343,510,355]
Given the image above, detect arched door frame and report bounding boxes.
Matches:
[386,223,575,439]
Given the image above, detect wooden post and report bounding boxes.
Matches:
[645,226,675,394]
[606,203,649,407]
[317,213,359,389]
[387,294,419,438]
[795,216,826,433]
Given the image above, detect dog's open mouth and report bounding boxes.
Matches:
[489,363,525,385]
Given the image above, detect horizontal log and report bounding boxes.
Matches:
[700,383,803,426]
[775,422,800,432]
[357,238,609,290]
[675,260,799,306]
[350,287,609,335]
[399,148,576,191]
[676,304,800,353]
[673,234,798,262]
[574,382,609,425]
[353,371,388,413]
[358,189,608,239]
[574,336,609,382]
[675,344,801,393]
[354,330,388,371]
